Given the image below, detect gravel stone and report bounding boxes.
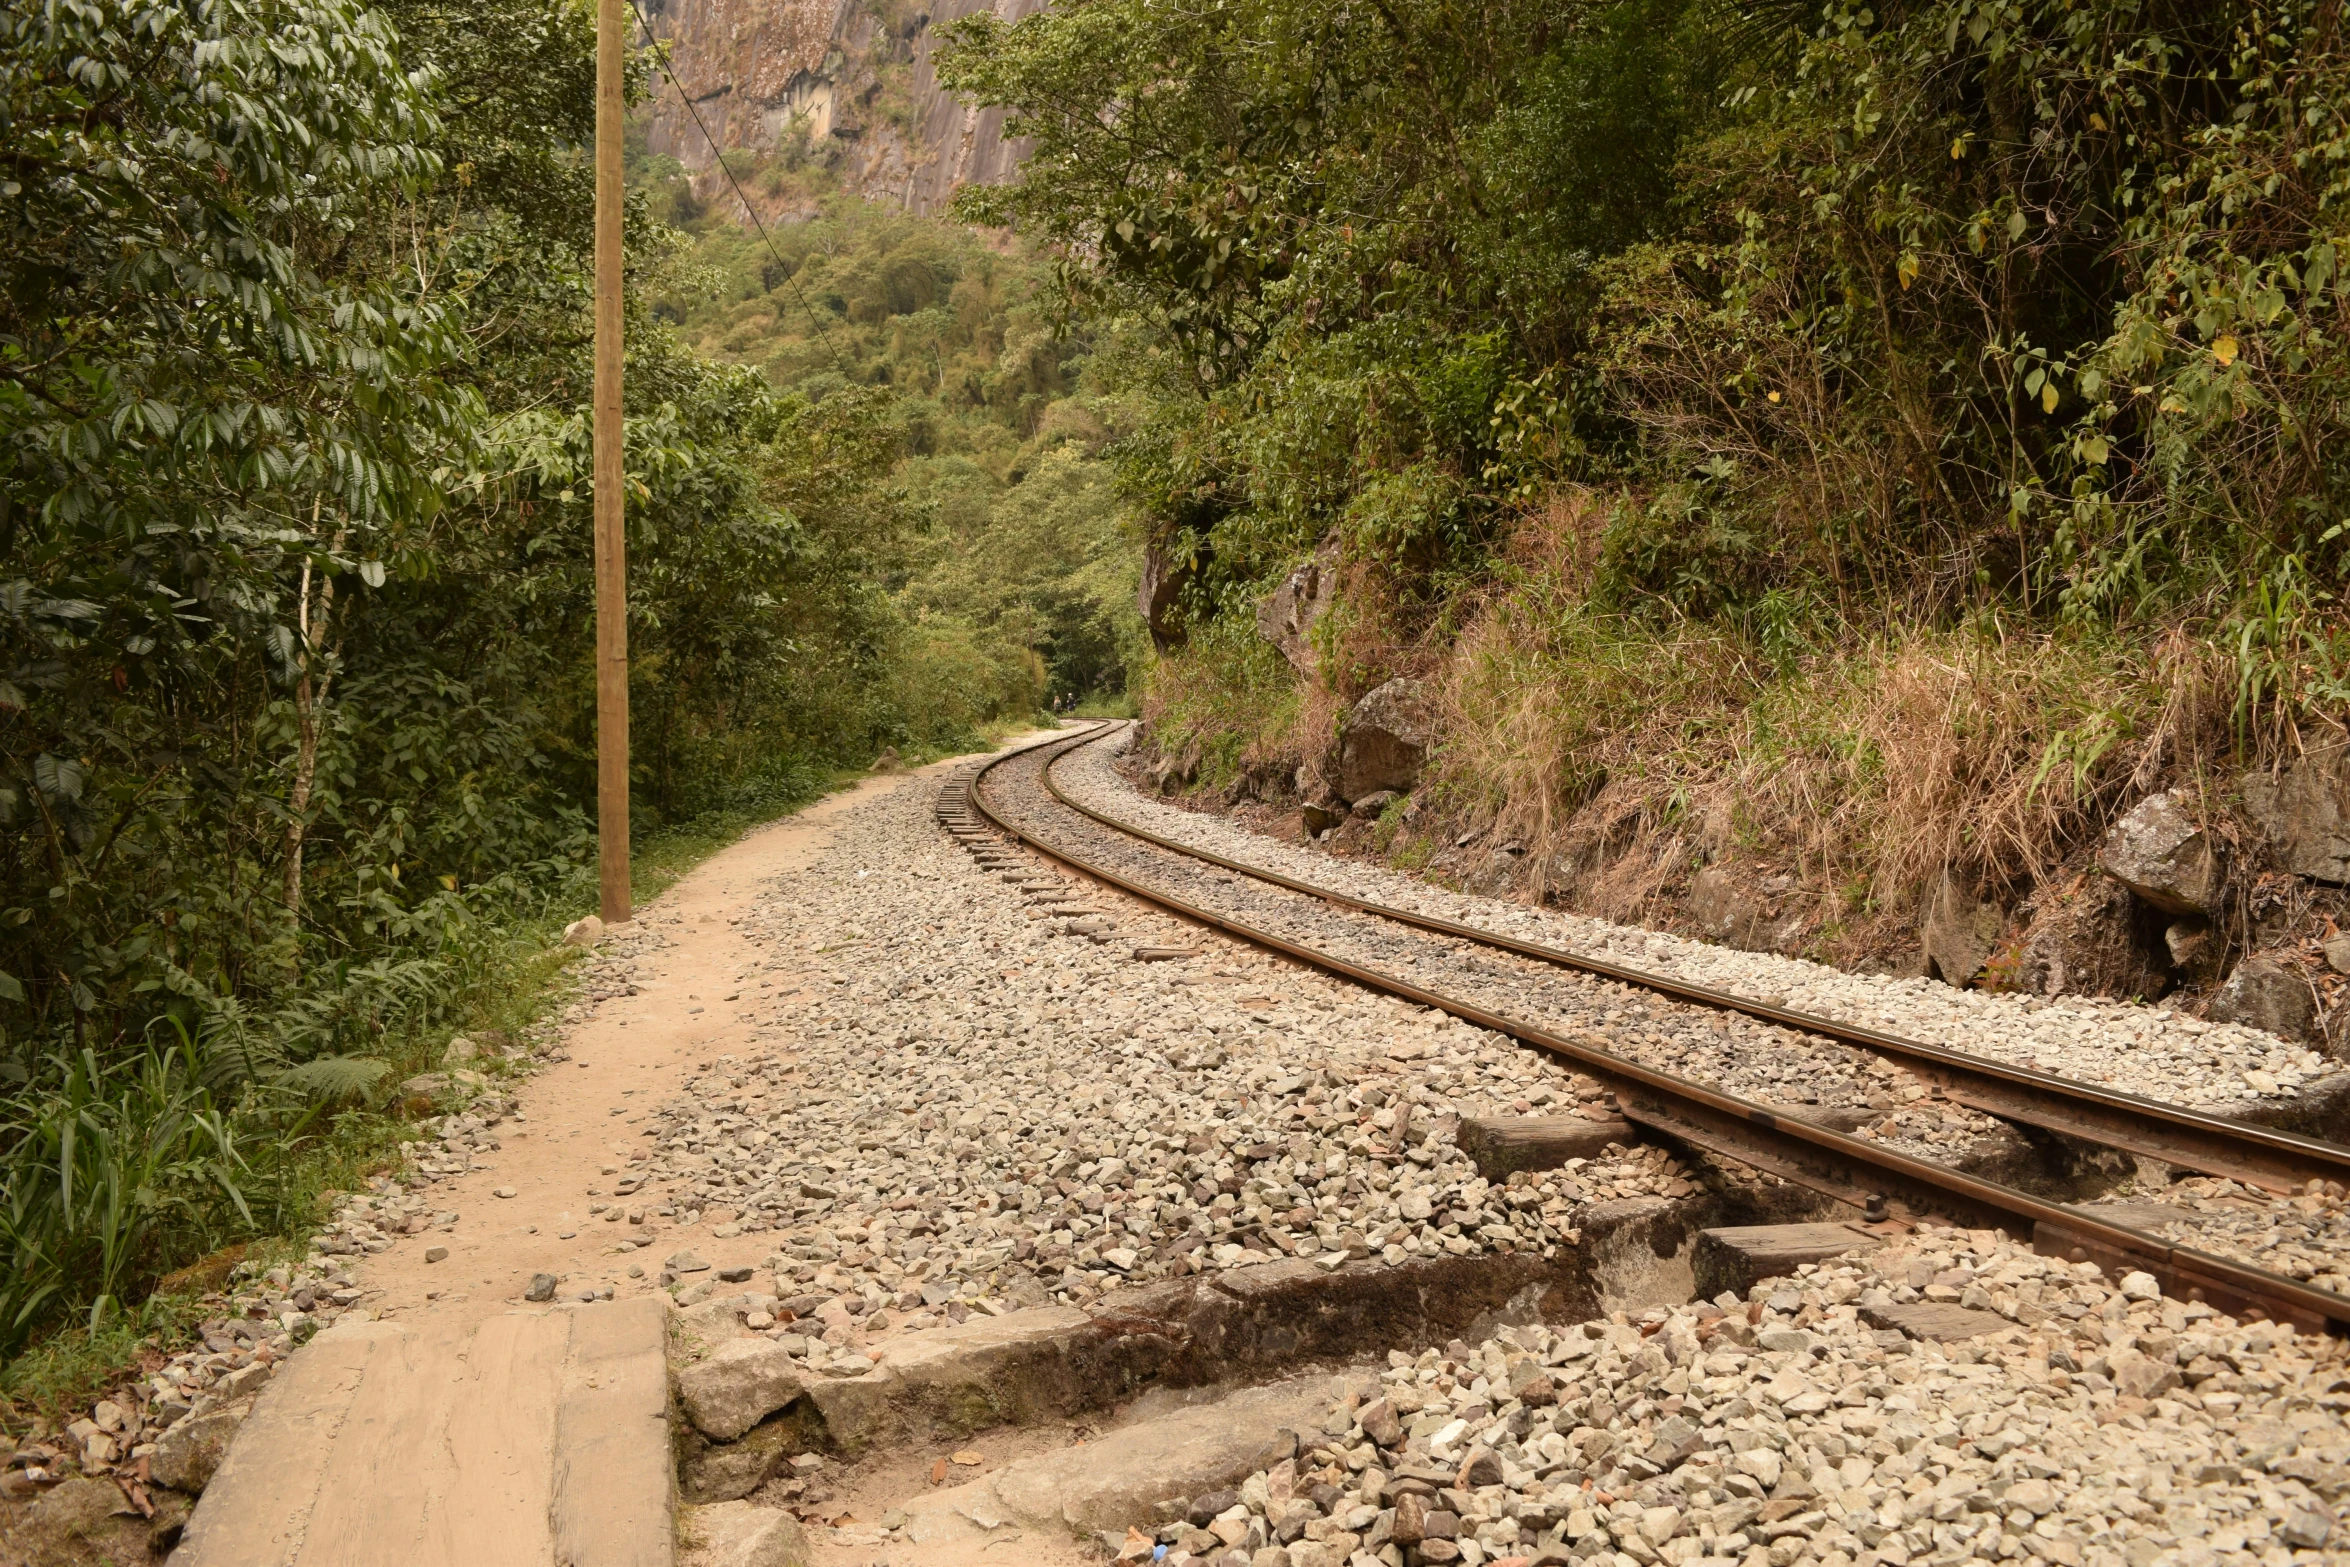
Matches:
[1118,1226,2350,1567]
[593,752,1697,1373]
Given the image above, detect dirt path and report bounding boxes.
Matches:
[349,739,1050,1335]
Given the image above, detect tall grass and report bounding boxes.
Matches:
[0,1031,259,1344]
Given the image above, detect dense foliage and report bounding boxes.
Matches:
[0,0,1040,1343]
[636,164,1150,706]
[941,0,2350,733]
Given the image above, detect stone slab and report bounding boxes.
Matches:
[1455,1115,1639,1181]
[553,1296,675,1567]
[176,1299,671,1567]
[1692,1223,1884,1300]
[1859,1300,2012,1342]
[680,1501,812,1567]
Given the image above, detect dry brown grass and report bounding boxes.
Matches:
[1154,491,2262,960]
[1404,502,2242,945]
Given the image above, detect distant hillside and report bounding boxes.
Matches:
[635,0,1042,215]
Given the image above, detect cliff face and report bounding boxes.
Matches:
[637,0,1043,215]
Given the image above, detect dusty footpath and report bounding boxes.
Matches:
[340,752,971,1329]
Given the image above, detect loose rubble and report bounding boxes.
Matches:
[1114,1228,2350,1567]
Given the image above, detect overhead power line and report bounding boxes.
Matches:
[624,0,850,377]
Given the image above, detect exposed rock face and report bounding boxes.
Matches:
[2101,791,2223,915]
[639,0,1045,216]
[1688,866,1764,951]
[2241,748,2350,882]
[1138,539,1190,652]
[2206,955,2319,1042]
[2016,877,2169,1000]
[1336,678,1436,800]
[1254,548,1337,677]
[1919,869,2004,987]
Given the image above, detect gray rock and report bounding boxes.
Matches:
[2282,1504,2335,1550]
[677,1337,808,1442]
[667,1250,712,1274]
[1351,790,1401,820]
[685,1499,815,1567]
[524,1272,558,1302]
[2102,791,2223,914]
[150,1399,253,1494]
[2164,917,2213,970]
[1255,548,1337,678]
[1687,866,1799,954]
[21,1476,140,1554]
[1301,800,1346,836]
[682,1418,798,1503]
[2111,1355,2181,1400]
[2325,934,2350,976]
[2241,748,2350,882]
[2206,955,2317,1042]
[1336,678,1437,800]
[396,1068,490,1108]
[1919,869,2003,987]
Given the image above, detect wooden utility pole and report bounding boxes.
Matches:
[593,0,631,925]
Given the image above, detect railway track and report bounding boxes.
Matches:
[944,721,2350,1335]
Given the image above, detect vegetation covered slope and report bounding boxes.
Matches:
[940,0,2350,987]
[0,0,1060,1346]
[631,141,1151,710]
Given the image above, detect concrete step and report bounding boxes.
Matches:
[171,1297,671,1567]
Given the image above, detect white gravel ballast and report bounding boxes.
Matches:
[1058,731,2342,1119]
[1119,1228,2350,1567]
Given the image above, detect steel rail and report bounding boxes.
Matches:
[951,725,2350,1336]
[1031,723,2350,1199]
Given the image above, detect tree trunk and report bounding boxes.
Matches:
[282,548,341,920]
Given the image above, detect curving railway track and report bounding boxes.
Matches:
[944,721,2350,1336]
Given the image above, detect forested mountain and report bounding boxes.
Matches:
[941,0,2350,997]
[629,159,1149,708]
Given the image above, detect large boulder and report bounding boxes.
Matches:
[2101,791,2223,915]
[2206,955,2319,1041]
[1336,678,1437,800]
[2241,748,2350,882]
[1919,869,2004,987]
[676,1337,807,1442]
[1254,548,1337,677]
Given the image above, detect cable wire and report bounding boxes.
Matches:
[624,0,850,375]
